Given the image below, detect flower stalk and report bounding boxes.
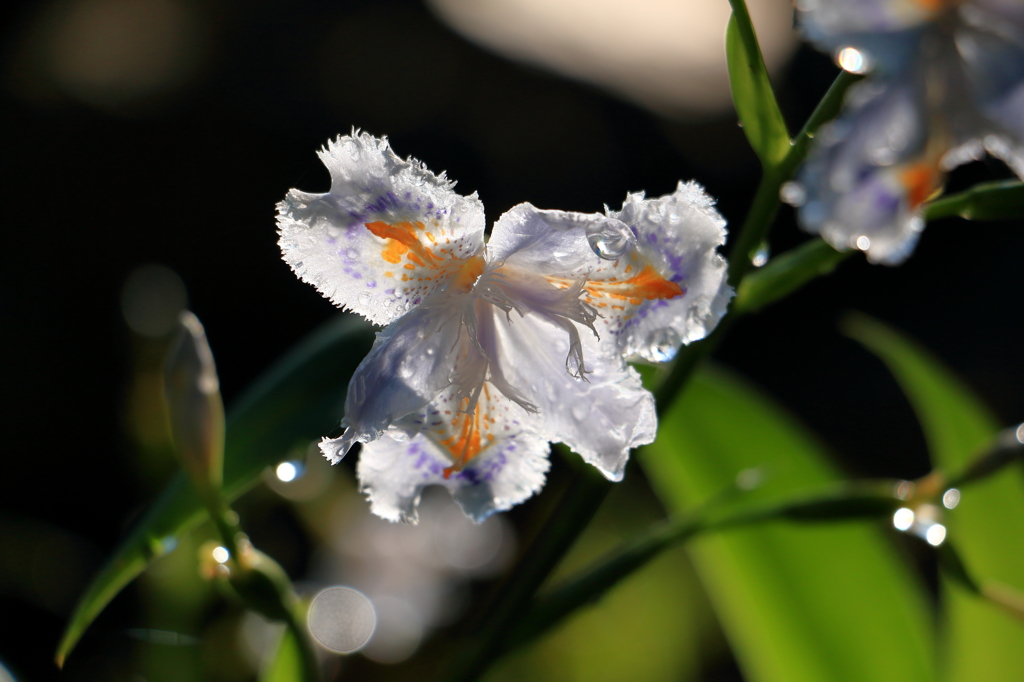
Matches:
[164,312,320,682]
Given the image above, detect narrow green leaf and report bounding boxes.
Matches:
[642,365,935,682]
[924,180,1024,221]
[842,313,1024,682]
[735,238,850,313]
[57,315,374,665]
[261,626,304,682]
[726,4,790,166]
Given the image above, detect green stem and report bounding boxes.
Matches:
[442,461,611,682]
[503,485,902,651]
[728,69,861,287]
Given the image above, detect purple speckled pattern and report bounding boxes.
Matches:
[277,130,487,326]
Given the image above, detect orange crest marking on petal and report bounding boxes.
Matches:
[436,385,499,478]
[450,255,486,294]
[366,220,444,266]
[900,162,943,209]
[582,264,683,306]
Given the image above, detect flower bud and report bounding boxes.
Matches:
[164,311,225,503]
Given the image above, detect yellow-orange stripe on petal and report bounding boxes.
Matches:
[365,220,445,266]
[582,264,683,306]
[437,385,500,478]
[899,162,944,209]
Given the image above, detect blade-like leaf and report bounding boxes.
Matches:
[642,364,935,682]
[843,313,1024,682]
[925,180,1024,221]
[57,315,374,665]
[726,3,790,166]
[261,627,304,682]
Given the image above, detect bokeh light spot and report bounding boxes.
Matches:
[308,586,376,654]
[942,488,961,509]
[211,546,229,564]
[893,507,914,531]
[925,523,947,546]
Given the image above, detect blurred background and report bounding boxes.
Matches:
[2,0,1023,680]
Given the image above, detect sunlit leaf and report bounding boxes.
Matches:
[725,3,790,166]
[261,626,303,682]
[642,364,935,682]
[57,315,374,666]
[843,313,1024,682]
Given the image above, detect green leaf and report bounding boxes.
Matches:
[57,315,374,666]
[726,4,790,166]
[734,238,851,313]
[642,364,935,682]
[842,313,1024,682]
[261,626,305,682]
[924,180,1024,221]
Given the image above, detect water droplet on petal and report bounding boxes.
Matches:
[752,243,770,268]
[641,328,681,363]
[836,46,872,74]
[855,235,871,251]
[358,292,372,306]
[779,181,806,207]
[571,402,591,421]
[586,219,634,260]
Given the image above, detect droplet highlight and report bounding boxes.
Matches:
[942,488,961,509]
[893,507,915,531]
[836,46,872,74]
[586,219,634,260]
[641,328,681,363]
[779,181,806,207]
[752,243,770,268]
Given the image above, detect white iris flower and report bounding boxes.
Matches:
[277,131,732,522]
[795,0,1024,264]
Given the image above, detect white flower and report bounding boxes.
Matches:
[277,131,732,522]
[795,0,1024,264]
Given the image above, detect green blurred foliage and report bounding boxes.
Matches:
[843,314,1024,682]
[487,473,722,682]
[642,364,935,682]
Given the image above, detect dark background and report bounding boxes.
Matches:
[2,0,1023,680]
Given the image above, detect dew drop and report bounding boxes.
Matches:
[942,488,961,509]
[586,219,634,260]
[893,507,915,531]
[855,235,871,251]
[641,328,681,363]
[752,243,769,268]
[836,46,872,74]
[358,292,372,306]
[779,181,806,207]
